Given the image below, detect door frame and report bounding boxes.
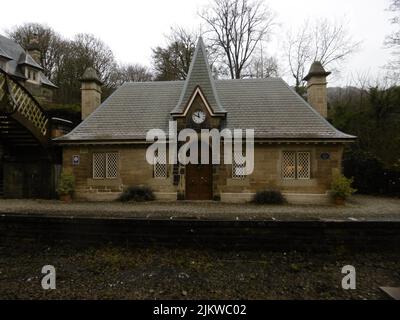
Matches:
[185,163,213,200]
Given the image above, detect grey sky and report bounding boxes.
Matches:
[0,0,395,86]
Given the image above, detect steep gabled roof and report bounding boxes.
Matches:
[17,51,43,70]
[171,37,226,115]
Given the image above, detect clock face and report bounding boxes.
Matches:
[192,110,206,124]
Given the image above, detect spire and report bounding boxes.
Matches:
[171,37,225,115]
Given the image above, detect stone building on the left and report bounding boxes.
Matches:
[0,34,71,198]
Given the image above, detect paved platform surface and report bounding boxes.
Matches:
[0,195,399,221]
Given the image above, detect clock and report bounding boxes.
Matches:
[192,110,206,124]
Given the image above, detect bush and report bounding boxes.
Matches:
[57,170,75,196]
[330,172,357,199]
[343,149,400,196]
[118,186,155,202]
[252,190,285,205]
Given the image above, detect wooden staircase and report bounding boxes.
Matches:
[0,71,50,148]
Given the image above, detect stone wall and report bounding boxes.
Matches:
[81,82,102,120]
[63,143,344,203]
[22,81,55,107]
[216,143,343,203]
[2,215,400,250]
[63,145,177,201]
[306,76,328,118]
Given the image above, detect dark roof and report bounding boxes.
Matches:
[0,34,57,88]
[57,78,354,142]
[0,46,12,60]
[171,37,225,115]
[57,38,354,143]
[303,61,331,81]
[17,51,43,70]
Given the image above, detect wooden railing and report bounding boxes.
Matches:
[0,71,49,140]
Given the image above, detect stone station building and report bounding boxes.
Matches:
[57,38,355,203]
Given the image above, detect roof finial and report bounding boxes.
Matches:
[80,67,102,85]
[303,61,331,81]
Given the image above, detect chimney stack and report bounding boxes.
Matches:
[27,34,41,65]
[303,61,331,118]
[80,67,102,120]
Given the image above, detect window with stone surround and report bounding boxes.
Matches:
[281,151,311,180]
[93,152,119,179]
[153,149,168,178]
[232,151,246,179]
[25,67,39,83]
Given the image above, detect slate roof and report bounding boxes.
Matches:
[171,37,225,115]
[57,38,354,143]
[0,46,12,60]
[57,77,355,142]
[0,34,57,88]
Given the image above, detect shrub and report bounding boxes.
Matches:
[57,170,75,196]
[330,172,357,199]
[343,149,400,196]
[118,186,155,202]
[252,190,285,205]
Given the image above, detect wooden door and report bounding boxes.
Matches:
[185,163,213,200]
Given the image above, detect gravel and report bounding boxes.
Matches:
[0,195,399,220]
[0,243,399,300]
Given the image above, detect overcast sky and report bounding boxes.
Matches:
[0,0,395,86]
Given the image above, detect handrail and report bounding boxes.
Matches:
[0,70,49,137]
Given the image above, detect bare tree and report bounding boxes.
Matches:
[200,0,276,79]
[285,21,313,90]
[71,33,117,86]
[152,27,199,80]
[311,19,361,67]
[384,0,400,82]
[285,18,361,91]
[246,54,279,78]
[54,34,118,104]
[7,23,65,80]
[111,63,153,86]
[385,0,400,47]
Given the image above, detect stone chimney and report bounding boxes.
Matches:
[303,61,331,118]
[27,34,41,65]
[80,67,102,120]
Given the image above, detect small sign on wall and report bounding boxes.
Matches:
[72,155,80,166]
